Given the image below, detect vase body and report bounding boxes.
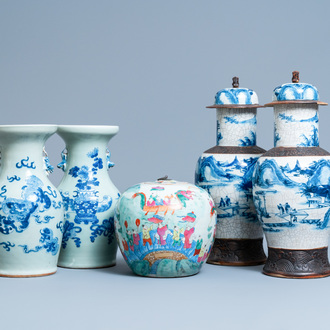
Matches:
[57,125,120,268]
[253,100,330,278]
[115,179,216,277]
[196,103,266,265]
[0,125,63,277]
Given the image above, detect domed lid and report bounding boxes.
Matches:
[207,77,262,109]
[127,176,195,191]
[265,71,327,106]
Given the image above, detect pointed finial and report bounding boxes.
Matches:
[232,76,239,88]
[292,71,299,83]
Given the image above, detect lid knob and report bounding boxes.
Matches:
[157,175,169,181]
[292,71,300,83]
[232,76,239,88]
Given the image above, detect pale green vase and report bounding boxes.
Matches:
[57,125,120,269]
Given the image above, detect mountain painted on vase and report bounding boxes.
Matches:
[299,126,319,147]
[196,155,258,193]
[216,121,223,145]
[239,131,256,147]
[306,160,330,186]
[254,158,330,231]
[253,159,299,189]
[255,158,330,189]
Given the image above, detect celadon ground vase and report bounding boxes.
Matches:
[195,77,266,266]
[0,125,63,277]
[115,178,216,277]
[252,71,330,278]
[57,125,120,269]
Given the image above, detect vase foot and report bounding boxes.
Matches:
[0,270,56,278]
[58,263,116,269]
[263,247,330,279]
[206,238,266,266]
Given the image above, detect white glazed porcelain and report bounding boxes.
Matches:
[57,125,120,268]
[0,125,63,277]
[195,78,266,265]
[252,72,330,278]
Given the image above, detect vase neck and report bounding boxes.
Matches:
[274,104,319,147]
[0,126,56,175]
[58,131,117,175]
[216,108,257,146]
[0,137,51,176]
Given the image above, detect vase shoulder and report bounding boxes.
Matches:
[262,146,330,157]
[203,145,266,155]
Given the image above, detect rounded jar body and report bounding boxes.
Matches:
[115,179,216,277]
[0,125,63,277]
[57,125,120,268]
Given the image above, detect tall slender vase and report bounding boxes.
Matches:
[252,71,330,278]
[57,125,120,268]
[0,125,63,277]
[195,77,266,265]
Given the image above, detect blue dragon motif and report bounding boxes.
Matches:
[0,175,58,234]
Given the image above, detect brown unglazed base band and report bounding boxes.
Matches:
[263,247,330,279]
[207,238,266,266]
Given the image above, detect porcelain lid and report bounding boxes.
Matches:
[265,71,327,106]
[207,77,261,109]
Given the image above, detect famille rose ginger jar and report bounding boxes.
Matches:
[0,125,63,277]
[114,178,216,277]
[56,125,120,269]
[195,77,266,266]
[252,71,330,278]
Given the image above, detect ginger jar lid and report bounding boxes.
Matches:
[207,76,262,109]
[265,71,327,106]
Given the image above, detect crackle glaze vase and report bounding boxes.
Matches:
[252,71,330,278]
[0,125,63,277]
[115,178,216,277]
[57,125,120,268]
[195,77,266,266]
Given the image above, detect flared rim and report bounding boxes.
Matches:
[57,125,119,135]
[0,125,57,134]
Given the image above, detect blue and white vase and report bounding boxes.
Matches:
[57,125,120,268]
[0,125,63,277]
[195,77,266,265]
[252,71,330,278]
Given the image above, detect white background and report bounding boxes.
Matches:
[1,1,330,329]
